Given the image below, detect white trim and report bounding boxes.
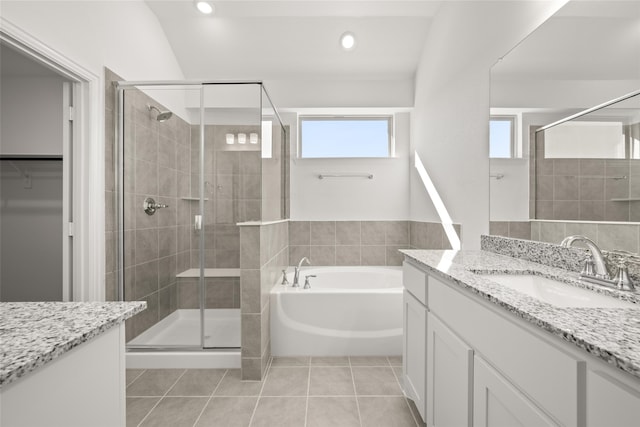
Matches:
[1,18,104,301]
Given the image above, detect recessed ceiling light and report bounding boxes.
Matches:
[340,32,356,51]
[195,1,214,15]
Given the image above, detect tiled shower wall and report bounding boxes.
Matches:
[531,123,640,222]
[104,68,190,341]
[240,221,289,380]
[288,220,461,266]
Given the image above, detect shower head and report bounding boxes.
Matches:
[147,104,173,122]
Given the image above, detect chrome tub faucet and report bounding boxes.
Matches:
[293,257,311,287]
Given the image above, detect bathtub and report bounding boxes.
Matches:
[270,266,403,356]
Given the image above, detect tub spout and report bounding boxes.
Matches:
[293,257,311,287]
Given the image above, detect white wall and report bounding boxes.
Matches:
[1,76,65,155]
[1,1,187,115]
[1,0,187,300]
[492,79,640,110]
[266,79,414,110]
[410,0,569,249]
[288,111,410,220]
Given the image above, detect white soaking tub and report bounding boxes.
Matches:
[270,266,403,356]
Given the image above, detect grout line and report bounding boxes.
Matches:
[191,368,229,427]
[126,368,147,388]
[136,369,187,427]
[348,357,364,427]
[247,356,273,426]
[305,362,311,427]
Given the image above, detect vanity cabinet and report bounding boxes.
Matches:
[474,355,556,427]
[426,312,473,427]
[402,262,428,421]
[586,369,640,427]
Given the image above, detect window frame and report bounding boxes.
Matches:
[298,115,395,159]
[489,115,517,159]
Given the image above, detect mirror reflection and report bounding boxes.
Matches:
[533,92,640,222]
[489,0,640,249]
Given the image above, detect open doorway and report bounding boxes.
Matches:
[0,42,74,301]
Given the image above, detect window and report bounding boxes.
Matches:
[299,116,393,158]
[490,116,516,158]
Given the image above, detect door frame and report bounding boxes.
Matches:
[1,18,104,301]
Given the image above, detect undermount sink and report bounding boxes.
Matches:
[485,274,638,308]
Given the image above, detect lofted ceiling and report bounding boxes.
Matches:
[144,0,442,81]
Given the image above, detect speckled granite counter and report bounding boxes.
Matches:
[401,249,640,379]
[0,301,145,387]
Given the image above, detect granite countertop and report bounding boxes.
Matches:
[401,249,640,379]
[0,301,145,387]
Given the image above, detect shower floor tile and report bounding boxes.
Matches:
[127,356,424,427]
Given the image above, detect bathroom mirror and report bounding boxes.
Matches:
[489,0,640,243]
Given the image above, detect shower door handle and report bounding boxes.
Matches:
[194,215,202,231]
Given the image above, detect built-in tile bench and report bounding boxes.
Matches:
[176,268,241,309]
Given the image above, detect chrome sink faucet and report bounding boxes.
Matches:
[560,235,610,279]
[560,235,635,291]
[293,257,311,287]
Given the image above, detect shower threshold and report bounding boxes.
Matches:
[126,309,241,369]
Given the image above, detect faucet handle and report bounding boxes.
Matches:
[281,270,289,285]
[581,254,595,276]
[304,275,316,289]
[613,260,635,291]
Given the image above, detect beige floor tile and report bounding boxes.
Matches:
[195,396,258,427]
[261,367,309,396]
[352,367,403,396]
[387,356,403,367]
[310,356,350,366]
[126,397,159,427]
[309,367,355,396]
[250,396,306,427]
[127,369,185,397]
[214,369,264,397]
[139,397,208,427]
[167,369,226,396]
[307,397,360,427]
[349,356,391,366]
[358,396,418,427]
[126,369,146,387]
[270,356,310,367]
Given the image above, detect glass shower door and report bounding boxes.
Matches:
[119,84,204,349]
[200,83,261,349]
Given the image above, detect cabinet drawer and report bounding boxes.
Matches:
[403,261,427,305]
[429,276,585,427]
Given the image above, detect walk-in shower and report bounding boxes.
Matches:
[113,80,287,368]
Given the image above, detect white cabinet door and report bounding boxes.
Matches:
[474,355,556,427]
[587,369,640,427]
[403,289,427,422]
[427,312,473,427]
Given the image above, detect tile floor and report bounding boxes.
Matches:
[126,356,426,427]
